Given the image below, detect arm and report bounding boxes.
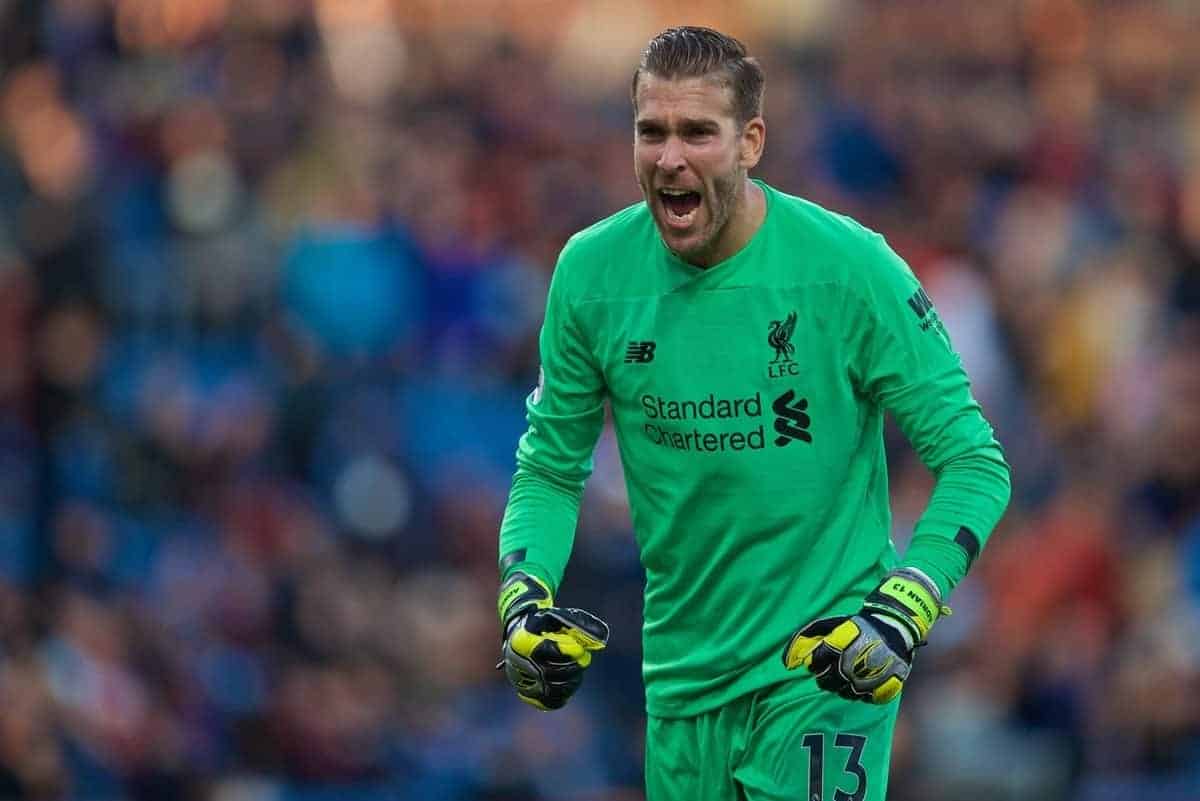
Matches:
[782,235,1011,703]
[852,235,1011,598]
[496,244,611,711]
[498,244,607,591]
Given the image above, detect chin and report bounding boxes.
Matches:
[658,226,695,250]
[666,235,715,264]
[653,218,712,259]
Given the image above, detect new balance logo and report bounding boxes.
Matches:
[772,389,812,446]
[625,341,657,363]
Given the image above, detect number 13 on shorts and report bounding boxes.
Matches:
[800,732,869,801]
[644,680,899,801]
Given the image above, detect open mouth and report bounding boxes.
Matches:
[659,188,702,227]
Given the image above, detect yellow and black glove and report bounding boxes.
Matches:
[496,571,609,711]
[782,567,950,704]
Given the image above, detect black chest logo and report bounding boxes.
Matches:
[772,389,812,445]
[625,341,657,363]
[767,311,800,378]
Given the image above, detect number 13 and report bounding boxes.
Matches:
[800,732,868,801]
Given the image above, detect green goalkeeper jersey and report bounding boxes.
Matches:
[499,181,1010,717]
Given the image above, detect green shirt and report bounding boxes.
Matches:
[499,181,1011,717]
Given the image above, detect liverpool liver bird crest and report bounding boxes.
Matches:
[768,311,797,363]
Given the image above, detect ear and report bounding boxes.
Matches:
[738,116,765,170]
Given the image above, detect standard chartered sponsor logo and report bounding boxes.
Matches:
[641,392,762,420]
[644,423,766,451]
[640,392,766,452]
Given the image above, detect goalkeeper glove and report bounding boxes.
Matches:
[496,571,609,711]
[781,567,950,704]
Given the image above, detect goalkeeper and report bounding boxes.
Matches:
[496,26,1011,801]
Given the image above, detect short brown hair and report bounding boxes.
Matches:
[631,27,765,125]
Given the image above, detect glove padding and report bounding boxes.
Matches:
[781,567,950,704]
[497,572,609,711]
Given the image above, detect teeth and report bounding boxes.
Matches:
[660,188,693,196]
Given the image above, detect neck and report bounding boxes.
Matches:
[689,177,766,268]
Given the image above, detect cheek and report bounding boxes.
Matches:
[699,147,739,181]
[633,146,656,175]
[703,159,736,196]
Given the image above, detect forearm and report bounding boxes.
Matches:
[498,464,586,592]
[903,445,1012,598]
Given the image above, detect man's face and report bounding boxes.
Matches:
[634,73,762,265]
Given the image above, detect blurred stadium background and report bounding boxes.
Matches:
[0,0,1198,799]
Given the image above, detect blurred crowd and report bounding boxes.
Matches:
[0,0,1198,799]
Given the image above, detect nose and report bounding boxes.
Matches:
[656,135,685,173]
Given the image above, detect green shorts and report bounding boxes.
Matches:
[645,678,899,801]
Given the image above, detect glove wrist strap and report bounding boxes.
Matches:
[497,571,554,627]
[863,567,951,645]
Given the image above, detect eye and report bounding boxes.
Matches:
[637,124,665,142]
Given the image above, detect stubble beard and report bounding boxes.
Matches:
[681,166,741,265]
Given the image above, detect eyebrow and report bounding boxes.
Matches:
[636,117,721,131]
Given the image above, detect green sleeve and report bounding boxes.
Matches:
[853,235,1012,598]
[498,244,606,593]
